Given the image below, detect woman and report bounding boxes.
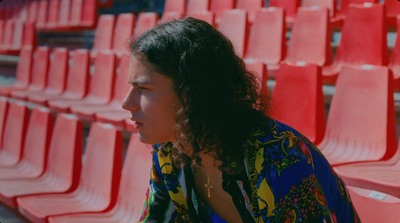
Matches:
[122,17,360,222]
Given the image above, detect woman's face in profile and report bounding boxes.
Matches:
[122,56,181,145]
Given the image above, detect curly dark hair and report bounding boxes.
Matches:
[129,17,271,168]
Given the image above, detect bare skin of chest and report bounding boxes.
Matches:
[192,154,242,223]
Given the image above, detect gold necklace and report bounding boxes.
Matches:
[204,175,213,198]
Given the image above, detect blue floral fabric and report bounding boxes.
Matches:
[139,119,360,222]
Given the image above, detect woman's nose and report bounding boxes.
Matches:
[122,88,139,111]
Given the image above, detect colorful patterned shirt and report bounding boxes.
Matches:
[139,119,360,222]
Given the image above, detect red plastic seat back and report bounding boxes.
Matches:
[36,0,49,29]
[210,0,235,25]
[218,9,249,58]
[119,133,152,218]
[92,14,116,56]
[132,12,159,41]
[163,0,186,16]
[335,3,388,66]
[271,62,325,144]
[302,0,337,17]
[389,17,400,86]
[46,0,60,29]
[27,0,39,22]
[236,0,264,24]
[113,54,131,102]
[338,0,378,17]
[58,0,71,29]
[80,0,97,29]
[245,7,286,65]
[22,21,37,48]
[28,46,50,92]
[113,13,135,57]
[285,6,332,66]
[80,122,122,208]
[384,0,400,27]
[88,51,117,103]
[46,48,69,94]
[325,65,397,160]
[70,0,83,27]
[186,0,210,17]
[14,47,34,88]
[245,62,268,98]
[47,113,83,191]
[269,0,301,20]
[22,107,54,174]
[1,101,30,166]
[63,49,90,98]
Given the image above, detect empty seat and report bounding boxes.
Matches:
[57,0,72,30]
[384,0,400,28]
[112,13,135,57]
[284,6,332,67]
[70,0,97,30]
[48,133,152,223]
[271,62,325,144]
[245,61,268,98]
[132,12,159,41]
[317,65,397,166]
[48,51,116,113]
[43,0,61,31]
[0,107,53,180]
[0,101,30,167]
[0,20,24,55]
[268,0,301,28]
[34,49,90,106]
[10,46,50,101]
[0,47,33,96]
[217,9,249,58]
[94,55,137,128]
[347,186,400,223]
[28,48,69,106]
[17,122,123,223]
[71,53,128,122]
[210,0,235,25]
[186,0,210,17]
[160,0,186,23]
[35,0,49,30]
[244,7,286,78]
[337,0,379,22]
[388,16,400,89]
[322,3,389,84]
[236,0,264,24]
[90,14,116,60]
[0,113,83,208]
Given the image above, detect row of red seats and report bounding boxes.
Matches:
[0,0,100,31]
[0,20,36,55]
[0,100,152,222]
[160,0,400,28]
[214,3,400,88]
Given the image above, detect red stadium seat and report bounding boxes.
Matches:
[90,14,116,60]
[236,0,264,24]
[245,61,268,98]
[112,13,135,58]
[317,65,397,166]
[268,0,301,28]
[132,12,159,41]
[43,0,61,31]
[35,0,49,30]
[70,0,98,30]
[17,122,123,223]
[347,186,400,223]
[57,0,72,30]
[271,62,325,144]
[0,113,83,208]
[72,53,128,122]
[162,0,186,19]
[322,3,389,84]
[244,7,286,78]
[0,47,33,96]
[10,46,50,101]
[27,0,39,22]
[49,51,116,113]
[0,101,29,167]
[385,0,400,28]
[210,0,235,25]
[337,0,379,22]
[189,10,215,26]
[0,20,24,55]
[284,6,332,67]
[302,0,340,27]
[36,49,90,106]
[388,16,400,89]
[28,48,69,106]
[0,107,53,180]
[218,9,249,58]
[186,0,210,17]
[48,133,152,223]
[94,55,136,127]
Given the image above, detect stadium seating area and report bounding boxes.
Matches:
[1,0,400,222]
